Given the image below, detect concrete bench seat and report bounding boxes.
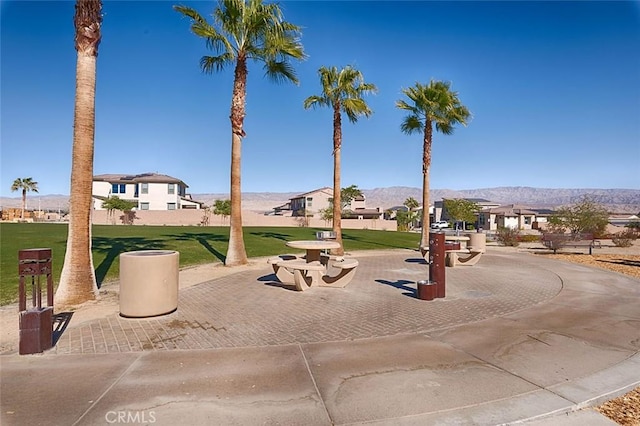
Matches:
[275,259,325,291]
[446,249,483,267]
[321,258,359,288]
[267,255,299,284]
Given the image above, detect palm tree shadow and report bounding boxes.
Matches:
[93,237,166,287]
[376,279,417,298]
[249,231,296,241]
[163,232,227,264]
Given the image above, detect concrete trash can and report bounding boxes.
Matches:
[119,250,179,318]
[465,232,487,253]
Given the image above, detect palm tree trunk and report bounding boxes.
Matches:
[225,58,248,266]
[332,106,344,255]
[56,50,99,308]
[420,120,433,249]
[21,189,26,219]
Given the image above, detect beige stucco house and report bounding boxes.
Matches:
[92,173,203,211]
[271,187,383,219]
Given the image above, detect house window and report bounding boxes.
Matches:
[111,183,126,194]
[168,184,175,195]
[140,202,149,210]
[524,216,532,225]
[306,197,313,208]
[167,203,176,210]
[141,183,148,194]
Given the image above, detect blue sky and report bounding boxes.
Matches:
[1,0,639,198]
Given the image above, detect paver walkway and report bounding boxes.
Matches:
[1,248,638,426]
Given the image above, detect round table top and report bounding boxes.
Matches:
[286,240,341,250]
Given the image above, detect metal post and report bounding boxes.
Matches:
[429,232,446,298]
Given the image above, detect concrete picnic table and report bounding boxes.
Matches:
[285,240,341,263]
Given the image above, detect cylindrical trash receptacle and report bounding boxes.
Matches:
[416,280,437,301]
[465,232,486,253]
[119,250,179,318]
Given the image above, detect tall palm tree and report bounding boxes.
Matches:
[56,0,102,308]
[303,66,377,255]
[396,80,471,249]
[10,177,39,220]
[174,0,306,266]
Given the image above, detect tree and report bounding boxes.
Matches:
[101,196,137,225]
[404,197,419,230]
[443,198,480,231]
[548,195,609,236]
[396,80,471,249]
[175,0,306,266]
[324,185,365,221]
[10,177,39,220]
[56,0,102,309]
[304,66,377,255]
[213,199,231,224]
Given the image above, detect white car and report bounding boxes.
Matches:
[430,221,450,229]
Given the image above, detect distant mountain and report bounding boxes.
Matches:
[2,187,638,213]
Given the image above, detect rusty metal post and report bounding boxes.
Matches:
[18,248,54,355]
[429,232,446,298]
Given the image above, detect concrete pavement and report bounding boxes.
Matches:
[1,248,638,425]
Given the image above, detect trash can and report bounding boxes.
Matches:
[416,280,437,301]
[465,232,487,253]
[119,250,179,318]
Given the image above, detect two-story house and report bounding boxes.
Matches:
[92,173,203,211]
[271,187,383,219]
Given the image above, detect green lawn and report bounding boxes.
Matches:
[0,223,419,305]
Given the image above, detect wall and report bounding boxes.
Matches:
[91,209,397,231]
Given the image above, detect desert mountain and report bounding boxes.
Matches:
[1,187,638,214]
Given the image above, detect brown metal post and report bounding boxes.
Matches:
[429,232,446,298]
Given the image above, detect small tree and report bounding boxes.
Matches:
[101,196,137,225]
[404,197,419,230]
[395,210,412,232]
[444,198,480,231]
[319,206,333,225]
[548,195,609,237]
[213,199,231,224]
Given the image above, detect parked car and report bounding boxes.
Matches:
[430,220,450,229]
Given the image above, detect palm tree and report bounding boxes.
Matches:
[55,0,102,308]
[396,80,471,249]
[10,177,39,220]
[303,66,377,255]
[174,0,306,266]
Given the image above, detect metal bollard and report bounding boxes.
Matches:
[18,248,54,355]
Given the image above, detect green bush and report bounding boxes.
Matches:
[496,227,520,247]
[612,229,637,248]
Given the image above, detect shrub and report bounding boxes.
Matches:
[518,234,541,243]
[612,229,637,248]
[496,227,520,247]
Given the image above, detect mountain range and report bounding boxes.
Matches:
[3,187,638,213]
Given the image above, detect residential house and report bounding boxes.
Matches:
[273,187,383,219]
[436,198,501,229]
[478,204,539,231]
[92,173,203,211]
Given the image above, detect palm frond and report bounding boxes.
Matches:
[400,115,423,135]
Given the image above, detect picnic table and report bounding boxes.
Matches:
[285,240,340,263]
[268,240,358,291]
